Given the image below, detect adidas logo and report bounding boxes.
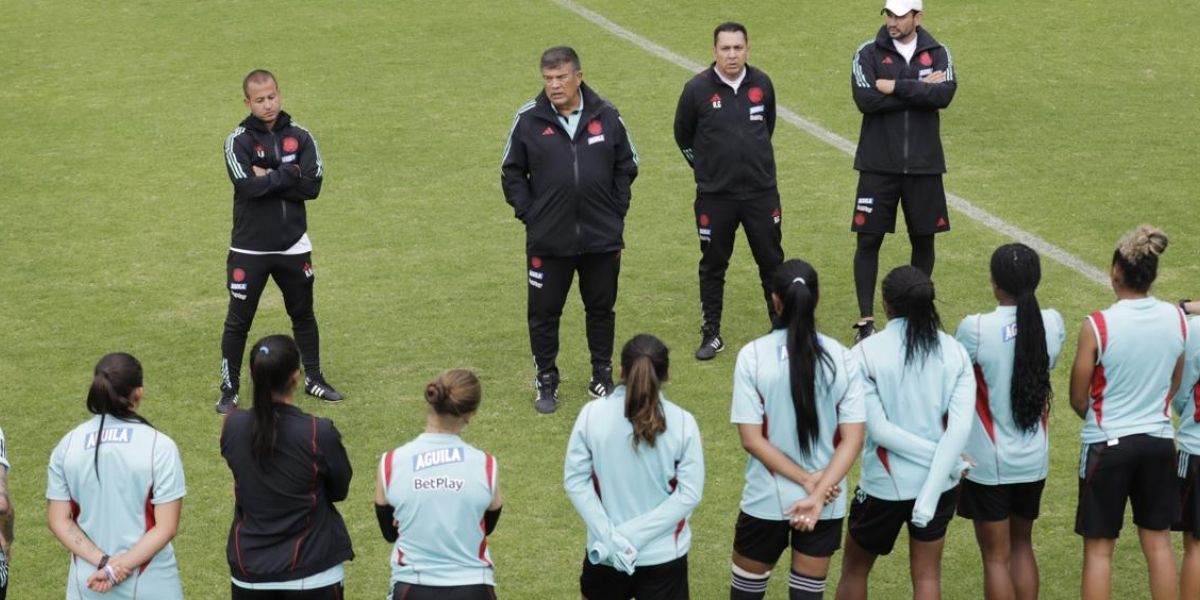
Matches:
[882,56,893,65]
[541,125,555,136]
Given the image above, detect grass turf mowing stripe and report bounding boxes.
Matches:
[551,0,1109,288]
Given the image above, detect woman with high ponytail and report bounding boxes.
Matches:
[1069,225,1185,600]
[835,265,975,600]
[46,352,186,598]
[954,244,1065,600]
[221,335,353,599]
[727,260,865,600]
[374,368,502,600]
[564,334,704,599]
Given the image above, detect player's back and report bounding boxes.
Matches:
[1082,298,1186,443]
[382,433,496,587]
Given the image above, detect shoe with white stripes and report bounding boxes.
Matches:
[694,327,724,360]
[215,387,238,415]
[304,375,345,403]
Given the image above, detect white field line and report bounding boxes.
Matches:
[552,0,1109,287]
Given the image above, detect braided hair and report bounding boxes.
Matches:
[991,244,1052,433]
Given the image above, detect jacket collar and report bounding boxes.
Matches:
[241,110,293,133]
[873,25,941,54]
[704,63,760,87]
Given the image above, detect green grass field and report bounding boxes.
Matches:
[2,1,1196,598]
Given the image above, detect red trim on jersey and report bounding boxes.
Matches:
[140,487,155,574]
[384,449,396,487]
[70,499,81,520]
[234,521,248,577]
[1192,383,1200,424]
[289,416,320,570]
[674,518,687,541]
[833,428,843,449]
[1090,311,1108,353]
[1179,307,1189,341]
[876,447,891,475]
[1089,312,1108,428]
[477,517,493,566]
[485,453,496,493]
[1090,365,1107,428]
[973,364,997,444]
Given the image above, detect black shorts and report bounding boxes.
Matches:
[231,582,343,600]
[580,554,688,600]
[850,172,949,235]
[957,479,1046,522]
[1173,451,1200,538]
[733,511,843,563]
[1075,434,1179,539]
[390,582,496,600]
[847,486,958,556]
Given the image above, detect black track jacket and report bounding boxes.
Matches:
[223,111,324,252]
[851,26,956,175]
[221,404,354,583]
[674,64,777,198]
[501,83,638,257]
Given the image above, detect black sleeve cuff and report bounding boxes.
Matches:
[484,507,502,535]
[375,503,399,543]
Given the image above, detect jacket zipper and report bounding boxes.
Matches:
[903,110,910,174]
[571,142,580,254]
[271,131,289,244]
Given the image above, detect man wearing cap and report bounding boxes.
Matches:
[848,0,956,343]
[674,22,783,361]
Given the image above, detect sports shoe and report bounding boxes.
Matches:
[694,328,724,361]
[305,375,345,403]
[215,387,238,415]
[853,319,876,344]
[534,372,559,414]
[588,366,614,398]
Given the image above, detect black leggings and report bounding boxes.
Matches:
[390,582,496,600]
[230,582,343,600]
[853,232,935,317]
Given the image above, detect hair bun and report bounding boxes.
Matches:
[424,382,444,405]
[1117,225,1168,261]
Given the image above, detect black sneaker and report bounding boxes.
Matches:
[215,387,238,415]
[695,328,724,361]
[588,366,614,398]
[534,372,559,414]
[305,375,345,403]
[853,319,876,344]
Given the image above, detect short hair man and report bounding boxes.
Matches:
[674,22,784,361]
[216,70,344,413]
[848,0,957,343]
[501,47,639,413]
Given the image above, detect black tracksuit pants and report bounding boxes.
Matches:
[221,251,321,391]
[526,252,620,379]
[694,192,784,331]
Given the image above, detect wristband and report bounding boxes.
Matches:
[1181,299,1192,315]
[97,554,110,570]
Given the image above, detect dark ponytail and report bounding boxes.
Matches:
[882,266,942,365]
[86,353,151,482]
[424,369,482,417]
[771,260,833,458]
[991,244,1052,433]
[621,334,669,448]
[248,335,301,461]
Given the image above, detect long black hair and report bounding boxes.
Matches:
[882,266,942,365]
[991,244,1052,433]
[86,353,152,482]
[1112,225,1168,293]
[248,335,301,461]
[621,334,670,448]
[771,260,833,458]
